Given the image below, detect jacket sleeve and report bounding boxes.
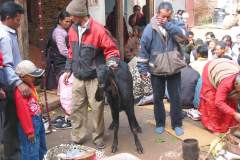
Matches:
[137,25,152,74]
[65,29,73,72]
[99,29,120,61]
[53,29,68,57]
[15,89,34,136]
[215,76,236,116]
[0,36,22,86]
[163,20,187,43]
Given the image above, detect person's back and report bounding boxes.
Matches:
[181,65,199,108]
[181,54,200,108]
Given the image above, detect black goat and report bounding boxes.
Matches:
[95,61,143,154]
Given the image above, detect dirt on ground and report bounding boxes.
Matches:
[45,106,188,160]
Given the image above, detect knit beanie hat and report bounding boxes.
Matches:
[66,0,89,17]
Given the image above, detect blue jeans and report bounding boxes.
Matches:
[151,73,182,128]
[18,116,47,160]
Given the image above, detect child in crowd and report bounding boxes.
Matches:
[15,60,47,160]
[214,41,233,60]
[52,72,73,129]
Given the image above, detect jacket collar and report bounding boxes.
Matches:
[72,17,92,34]
[0,22,16,34]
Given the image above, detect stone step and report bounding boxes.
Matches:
[39,90,60,112]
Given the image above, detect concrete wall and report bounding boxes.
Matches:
[89,0,106,25]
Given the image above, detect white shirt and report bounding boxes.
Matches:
[77,20,89,45]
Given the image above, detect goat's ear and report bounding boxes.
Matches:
[95,86,104,102]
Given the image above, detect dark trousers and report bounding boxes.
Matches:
[18,116,47,160]
[151,72,182,128]
[2,87,20,160]
[0,108,4,160]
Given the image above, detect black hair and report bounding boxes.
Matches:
[195,38,204,46]
[0,1,24,21]
[222,34,232,42]
[205,32,215,38]
[216,41,227,49]
[188,31,194,36]
[197,45,208,58]
[157,2,173,12]
[133,5,141,12]
[58,10,70,23]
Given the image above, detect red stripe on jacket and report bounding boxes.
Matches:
[67,17,120,60]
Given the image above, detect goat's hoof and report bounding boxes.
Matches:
[137,146,144,154]
[111,146,117,153]
[108,122,114,130]
[137,126,142,133]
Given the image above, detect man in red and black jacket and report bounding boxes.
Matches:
[64,0,120,149]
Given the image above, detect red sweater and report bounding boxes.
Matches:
[15,87,42,136]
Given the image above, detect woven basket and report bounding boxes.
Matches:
[44,144,105,160]
[224,126,240,155]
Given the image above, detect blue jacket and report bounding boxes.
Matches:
[137,16,187,74]
[0,24,22,86]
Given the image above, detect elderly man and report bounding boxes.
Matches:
[64,0,120,149]
[137,2,187,136]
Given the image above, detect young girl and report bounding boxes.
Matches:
[15,60,47,160]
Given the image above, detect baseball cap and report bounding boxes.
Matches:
[16,60,45,77]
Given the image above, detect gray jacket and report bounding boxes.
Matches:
[137,16,187,75]
[0,24,22,86]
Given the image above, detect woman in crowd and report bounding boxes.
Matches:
[46,11,71,89]
[222,35,233,58]
[199,58,240,133]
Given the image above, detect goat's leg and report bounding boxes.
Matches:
[132,110,142,133]
[126,111,143,154]
[108,121,114,130]
[110,110,119,153]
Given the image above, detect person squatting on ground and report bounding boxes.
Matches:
[15,60,47,160]
[0,2,32,159]
[137,2,187,136]
[64,0,120,149]
[199,58,240,133]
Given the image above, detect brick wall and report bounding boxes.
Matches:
[28,0,71,46]
[194,0,217,25]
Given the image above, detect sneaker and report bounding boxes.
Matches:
[51,116,65,124]
[155,126,165,134]
[174,127,184,136]
[53,120,72,129]
[186,109,201,121]
[94,141,105,149]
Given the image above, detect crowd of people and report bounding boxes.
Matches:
[1,0,240,160]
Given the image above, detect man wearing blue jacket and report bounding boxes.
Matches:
[0,2,31,159]
[137,2,187,136]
